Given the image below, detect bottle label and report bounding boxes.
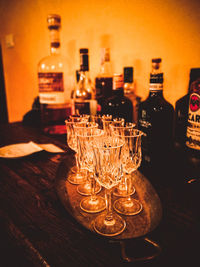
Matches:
[149,83,163,91]
[74,100,90,115]
[38,72,64,104]
[186,92,200,150]
[113,74,123,90]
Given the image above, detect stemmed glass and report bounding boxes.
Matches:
[70,115,89,173]
[92,136,126,236]
[74,122,101,196]
[110,123,136,197]
[76,128,106,213]
[65,117,87,184]
[113,129,143,216]
[101,114,113,136]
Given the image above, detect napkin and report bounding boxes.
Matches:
[0,141,64,158]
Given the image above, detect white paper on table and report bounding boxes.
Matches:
[0,141,64,158]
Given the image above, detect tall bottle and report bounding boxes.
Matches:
[102,74,133,122]
[174,69,200,148]
[72,48,97,115]
[137,58,174,167]
[38,14,71,135]
[186,69,200,155]
[95,48,113,115]
[123,67,141,124]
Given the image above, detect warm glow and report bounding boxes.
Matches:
[0,0,200,122]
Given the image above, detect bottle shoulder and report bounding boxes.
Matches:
[139,93,174,112]
[38,54,65,72]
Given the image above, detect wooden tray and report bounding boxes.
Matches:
[55,154,162,240]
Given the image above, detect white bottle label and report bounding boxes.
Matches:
[38,72,65,104]
[149,83,163,91]
[186,92,200,150]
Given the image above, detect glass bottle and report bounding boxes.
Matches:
[137,58,174,167]
[102,74,133,122]
[38,14,71,135]
[123,67,141,124]
[72,48,97,115]
[186,69,200,154]
[95,48,113,115]
[174,69,200,149]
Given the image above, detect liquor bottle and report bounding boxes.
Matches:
[38,14,71,135]
[137,58,174,167]
[174,68,200,183]
[185,69,200,154]
[95,48,113,114]
[123,67,141,124]
[72,48,97,115]
[174,68,200,149]
[102,74,133,122]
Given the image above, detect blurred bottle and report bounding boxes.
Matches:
[38,14,71,135]
[72,48,97,115]
[185,69,200,156]
[138,58,174,167]
[95,48,113,115]
[174,68,200,149]
[102,74,133,122]
[123,67,141,124]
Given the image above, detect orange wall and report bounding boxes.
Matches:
[0,0,200,122]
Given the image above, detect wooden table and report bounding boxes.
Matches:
[0,122,200,267]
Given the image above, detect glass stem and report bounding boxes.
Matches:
[90,173,96,201]
[126,173,132,201]
[105,188,113,221]
[75,152,80,171]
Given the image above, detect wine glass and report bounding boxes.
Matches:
[70,114,89,173]
[113,129,143,216]
[101,114,112,136]
[74,122,101,196]
[76,128,106,213]
[92,136,126,236]
[65,118,87,184]
[110,122,136,197]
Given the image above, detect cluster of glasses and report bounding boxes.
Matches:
[65,114,144,237]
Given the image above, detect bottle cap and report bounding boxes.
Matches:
[152,58,162,63]
[124,67,133,83]
[47,14,61,29]
[80,48,88,54]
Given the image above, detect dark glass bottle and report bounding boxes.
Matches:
[72,48,96,115]
[174,68,200,149]
[102,74,133,122]
[123,67,141,124]
[95,48,113,115]
[138,58,174,167]
[185,69,200,155]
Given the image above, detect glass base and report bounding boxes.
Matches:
[67,172,86,185]
[77,181,101,196]
[93,212,126,237]
[114,198,142,216]
[80,196,106,213]
[113,184,135,197]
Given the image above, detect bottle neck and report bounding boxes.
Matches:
[49,28,61,55]
[99,61,112,77]
[149,83,164,97]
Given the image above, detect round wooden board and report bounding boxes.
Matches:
[55,154,162,240]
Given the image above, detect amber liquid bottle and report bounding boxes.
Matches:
[38,14,71,135]
[102,74,133,122]
[138,58,174,167]
[72,49,97,115]
[123,67,141,124]
[95,48,113,115]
